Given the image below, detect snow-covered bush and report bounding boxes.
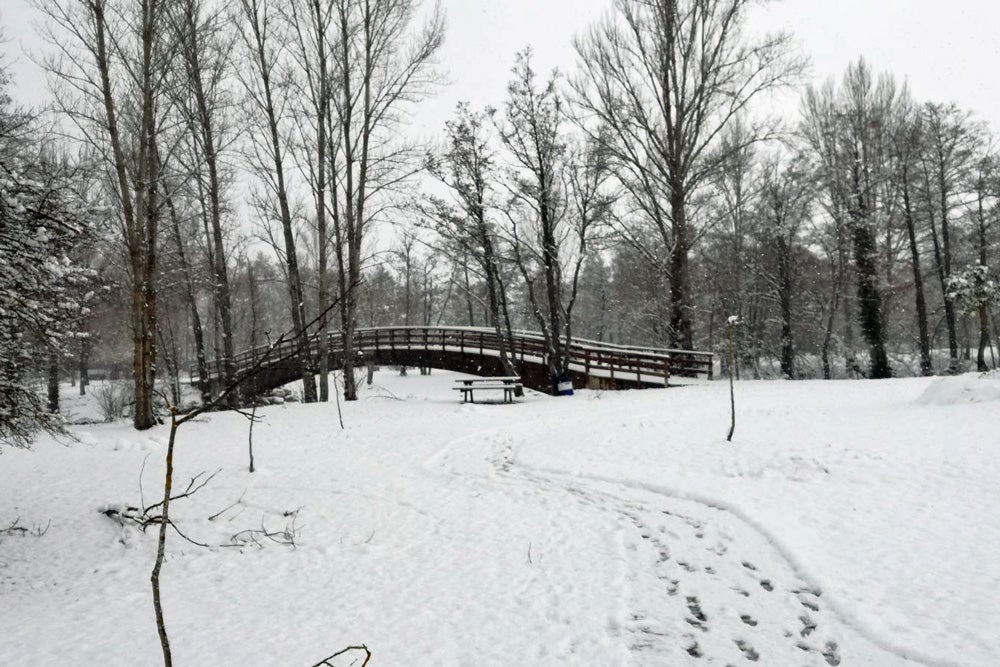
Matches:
[946,264,999,313]
[0,67,94,447]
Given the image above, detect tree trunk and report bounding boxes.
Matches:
[821,230,844,381]
[482,242,518,378]
[539,189,567,390]
[901,176,933,375]
[47,349,59,414]
[976,194,991,372]
[777,237,795,379]
[90,0,159,430]
[182,0,237,405]
[850,160,891,379]
[249,8,316,402]
[79,337,90,396]
[463,253,475,326]
[852,221,891,379]
[821,290,838,380]
[310,0,331,403]
[668,186,693,350]
[940,169,960,371]
[166,193,210,401]
[336,2,359,402]
[133,288,158,430]
[927,178,959,371]
[977,304,990,372]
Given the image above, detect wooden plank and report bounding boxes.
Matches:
[452,384,520,390]
[198,325,715,394]
[454,376,521,382]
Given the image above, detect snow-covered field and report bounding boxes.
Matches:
[1,370,998,666]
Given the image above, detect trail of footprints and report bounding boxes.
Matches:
[527,480,843,664]
[620,504,842,665]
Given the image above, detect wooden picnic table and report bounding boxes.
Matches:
[453,376,523,403]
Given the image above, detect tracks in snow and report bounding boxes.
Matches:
[425,422,928,666]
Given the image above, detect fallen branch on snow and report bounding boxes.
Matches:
[0,516,51,539]
[312,645,371,667]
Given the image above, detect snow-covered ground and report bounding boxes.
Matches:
[1,370,998,665]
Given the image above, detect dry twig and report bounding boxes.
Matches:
[312,645,372,667]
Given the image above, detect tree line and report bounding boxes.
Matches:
[1,0,998,443]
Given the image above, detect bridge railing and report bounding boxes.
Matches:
[191,326,714,386]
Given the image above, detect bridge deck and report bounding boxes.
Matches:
[192,326,714,397]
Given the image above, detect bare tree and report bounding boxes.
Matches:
[163,185,211,400]
[802,60,898,379]
[919,102,982,372]
[709,119,762,378]
[328,0,444,400]
[496,50,613,391]
[572,0,804,349]
[149,290,352,667]
[234,0,318,402]
[424,103,520,378]
[173,0,240,403]
[891,100,934,375]
[967,150,998,370]
[287,0,336,401]
[756,154,813,379]
[37,0,180,428]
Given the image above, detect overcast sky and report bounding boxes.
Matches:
[3,0,1000,134]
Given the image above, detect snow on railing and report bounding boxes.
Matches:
[191,325,714,385]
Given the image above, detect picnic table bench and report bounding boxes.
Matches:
[454,376,522,403]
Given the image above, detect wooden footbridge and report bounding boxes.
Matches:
[192,326,714,397]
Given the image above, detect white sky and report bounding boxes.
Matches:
[3,0,1000,135]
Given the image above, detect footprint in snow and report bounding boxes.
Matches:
[795,587,822,611]
[734,638,760,661]
[798,595,819,611]
[685,596,708,632]
[823,641,841,666]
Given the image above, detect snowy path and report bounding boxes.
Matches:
[2,370,998,665]
[425,412,916,666]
